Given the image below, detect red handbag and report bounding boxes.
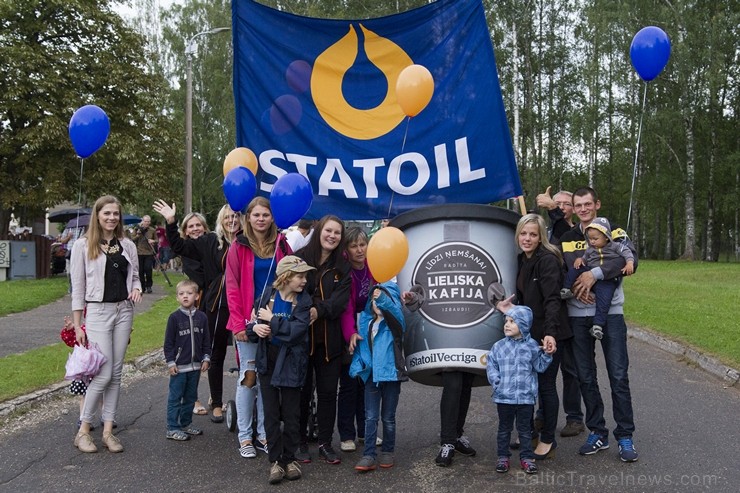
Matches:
[60,324,85,347]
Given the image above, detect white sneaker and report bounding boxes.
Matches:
[239,442,257,458]
[340,439,356,451]
[376,436,383,446]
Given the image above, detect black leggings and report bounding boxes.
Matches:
[206,305,230,408]
[300,344,342,446]
[439,371,474,445]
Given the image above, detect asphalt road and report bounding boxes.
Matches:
[1,335,738,493]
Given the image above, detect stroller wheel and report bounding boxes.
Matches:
[225,400,237,432]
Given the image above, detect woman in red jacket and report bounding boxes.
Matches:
[226,196,291,458]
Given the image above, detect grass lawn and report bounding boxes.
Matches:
[0,276,69,317]
[624,260,740,368]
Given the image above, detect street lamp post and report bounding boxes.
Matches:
[184,27,230,214]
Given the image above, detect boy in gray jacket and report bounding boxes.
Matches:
[164,279,211,441]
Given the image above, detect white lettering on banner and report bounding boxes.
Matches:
[257,137,485,197]
[406,348,487,369]
[388,152,428,195]
[354,158,385,198]
[286,153,317,176]
[434,143,450,188]
[320,158,358,198]
[457,138,484,183]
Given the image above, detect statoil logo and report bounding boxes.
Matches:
[311,24,413,140]
[412,242,501,329]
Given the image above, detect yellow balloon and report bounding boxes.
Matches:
[395,64,434,117]
[223,147,258,177]
[367,226,409,283]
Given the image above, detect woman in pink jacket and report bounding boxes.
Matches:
[226,196,292,458]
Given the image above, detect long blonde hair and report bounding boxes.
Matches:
[515,213,563,264]
[243,196,278,258]
[85,195,124,260]
[214,204,239,250]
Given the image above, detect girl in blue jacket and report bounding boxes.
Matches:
[486,305,552,475]
[349,282,406,472]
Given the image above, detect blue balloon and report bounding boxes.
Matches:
[223,167,256,212]
[630,26,671,82]
[271,173,313,229]
[68,105,111,158]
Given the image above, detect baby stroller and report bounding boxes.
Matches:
[224,343,319,443]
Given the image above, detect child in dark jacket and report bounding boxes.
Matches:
[248,255,314,485]
[164,279,211,441]
[486,305,552,475]
[350,281,406,472]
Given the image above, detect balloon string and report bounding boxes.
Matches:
[258,248,278,305]
[627,83,648,233]
[387,117,411,219]
[74,158,85,229]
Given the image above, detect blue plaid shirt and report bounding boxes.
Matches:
[486,335,552,405]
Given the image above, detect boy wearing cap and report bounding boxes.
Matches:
[561,217,634,339]
[487,305,552,475]
[248,255,314,485]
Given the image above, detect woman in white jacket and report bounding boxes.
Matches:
[71,195,142,453]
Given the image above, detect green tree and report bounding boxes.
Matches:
[0,0,180,234]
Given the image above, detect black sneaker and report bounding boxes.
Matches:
[435,443,455,467]
[255,439,268,454]
[318,443,341,464]
[495,456,510,473]
[578,432,609,455]
[295,443,311,463]
[454,435,476,456]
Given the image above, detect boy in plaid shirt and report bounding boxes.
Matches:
[486,305,552,474]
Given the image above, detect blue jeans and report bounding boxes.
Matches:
[235,340,265,444]
[363,379,401,458]
[497,403,534,459]
[167,370,200,430]
[570,315,635,440]
[564,266,621,327]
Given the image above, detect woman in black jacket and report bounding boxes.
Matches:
[498,213,572,460]
[295,215,351,464]
[154,200,240,423]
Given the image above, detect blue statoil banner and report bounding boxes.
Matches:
[232,0,521,220]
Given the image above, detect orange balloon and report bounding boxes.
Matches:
[367,227,409,283]
[223,147,258,177]
[395,64,434,117]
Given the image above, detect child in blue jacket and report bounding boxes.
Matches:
[486,305,552,474]
[349,281,406,472]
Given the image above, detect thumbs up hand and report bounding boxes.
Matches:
[536,186,557,210]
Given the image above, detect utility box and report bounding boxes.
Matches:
[9,241,36,280]
[0,240,9,281]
